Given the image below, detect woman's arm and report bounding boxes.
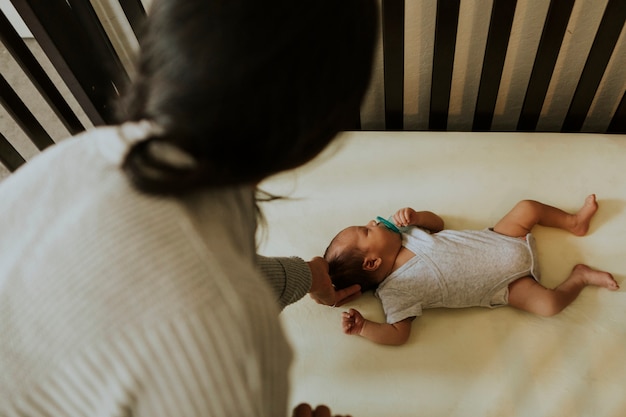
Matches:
[256,256,361,310]
[342,308,414,346]
[256,255,312,310]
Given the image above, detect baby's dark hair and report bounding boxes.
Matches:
[324,243,379,293]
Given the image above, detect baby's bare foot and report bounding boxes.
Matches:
[572,264,619,290]
[570,194,598,236]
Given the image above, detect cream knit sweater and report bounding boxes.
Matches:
[0,123,309,416]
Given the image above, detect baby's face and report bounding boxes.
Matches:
[329,219,400,259]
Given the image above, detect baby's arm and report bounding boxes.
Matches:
[342,308,414,346]
[393,207,444,233]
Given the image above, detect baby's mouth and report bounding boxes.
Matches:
[376,216,401,234]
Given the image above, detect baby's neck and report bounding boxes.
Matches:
[389,246,416,275]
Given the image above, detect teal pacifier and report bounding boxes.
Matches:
[376,216,401,233]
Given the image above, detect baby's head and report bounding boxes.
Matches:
[324,219,403,292]
[324,239,379,292]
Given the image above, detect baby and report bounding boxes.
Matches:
[324,195,619,345]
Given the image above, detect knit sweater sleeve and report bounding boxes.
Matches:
[256,255,312,310]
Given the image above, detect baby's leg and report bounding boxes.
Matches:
[493,194,598,238]
[507,265,619,317]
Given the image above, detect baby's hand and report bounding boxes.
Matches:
[392,207,416,227]
[342,308,365,336]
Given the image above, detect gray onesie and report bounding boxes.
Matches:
[375,227,540,323]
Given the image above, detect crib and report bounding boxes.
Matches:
[1,0,625,175]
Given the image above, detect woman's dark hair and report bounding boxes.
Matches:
[325,245,380,293]
[119,0,378,195]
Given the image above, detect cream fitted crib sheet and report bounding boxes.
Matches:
[259,131,626,417]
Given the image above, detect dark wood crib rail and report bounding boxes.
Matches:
[1,0,625,174]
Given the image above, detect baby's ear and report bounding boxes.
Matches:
[362,257,382,271]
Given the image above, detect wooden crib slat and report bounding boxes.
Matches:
[0,132,26,172]
[0,9,84,135]
[118,0,147,40]
[607,92,626,134]
[472,0,518,132]
[517,0,576,132]
[429,0,460,131]
[0,73,55,151]
[562,0,626,132]
[382,0,405,130]
[10,0,124,125]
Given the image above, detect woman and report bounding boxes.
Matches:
[0,0,377,416]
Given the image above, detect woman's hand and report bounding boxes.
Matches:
[342,308,365,336]
[292,403,352,417]
[307,257,361,307]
